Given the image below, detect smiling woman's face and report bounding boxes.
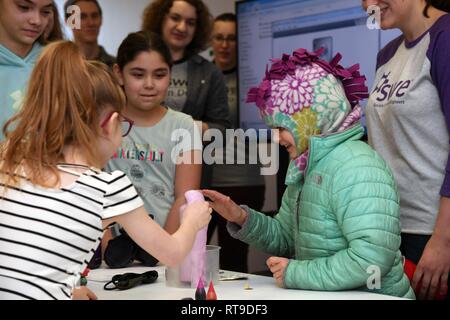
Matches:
[161,1,197,55]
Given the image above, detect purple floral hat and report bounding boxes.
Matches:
[247,48,369,184]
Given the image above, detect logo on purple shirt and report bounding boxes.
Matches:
[372,72,412,103]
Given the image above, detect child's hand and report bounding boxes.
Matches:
[72,286,98,300]
[183,200,212,231]
[202,189,248,226]
[267,256,289,288]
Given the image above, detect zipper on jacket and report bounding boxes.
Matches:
[306,123,361,175]
[294,187,302,258]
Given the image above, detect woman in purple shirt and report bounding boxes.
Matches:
[363,0,450,300]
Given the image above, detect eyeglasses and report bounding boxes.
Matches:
[100,112,134,137]
[211,34,237,43]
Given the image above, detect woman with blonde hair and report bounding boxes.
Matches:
[0,41,211,300]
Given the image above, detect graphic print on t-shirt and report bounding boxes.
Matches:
[371,72,413,107]
[165,60,188,112]
[113,142,165,162]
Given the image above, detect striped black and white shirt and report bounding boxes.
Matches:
[0,169,143,300]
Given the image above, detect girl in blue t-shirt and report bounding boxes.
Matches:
[104,32,202,253]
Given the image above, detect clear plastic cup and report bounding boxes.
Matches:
[165,245,221,288]
[204,245,220,286]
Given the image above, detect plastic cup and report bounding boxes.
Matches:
[205,245,220,286]
[165,245,221,287]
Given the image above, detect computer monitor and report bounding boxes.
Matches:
[236,0,401,131]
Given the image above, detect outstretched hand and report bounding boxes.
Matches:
[202,189,248,226]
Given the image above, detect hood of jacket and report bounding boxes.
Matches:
[0,42,43,67]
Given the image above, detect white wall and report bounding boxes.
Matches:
[203,0,237,16]
[97,0,150,55]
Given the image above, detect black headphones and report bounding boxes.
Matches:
[103,270,159,291]
[104,229,159,269]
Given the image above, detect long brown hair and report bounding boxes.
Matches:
[0,41,125,189]
[142,0,212,57]
[43,1,65,43]
[424,0,450,17]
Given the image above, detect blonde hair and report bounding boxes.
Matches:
[0,41,125,189]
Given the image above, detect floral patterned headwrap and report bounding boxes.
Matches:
[247,48,369,184]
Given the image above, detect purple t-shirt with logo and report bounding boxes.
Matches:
[366,14,450,234]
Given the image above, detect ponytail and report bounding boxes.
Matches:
[1,41,124,189]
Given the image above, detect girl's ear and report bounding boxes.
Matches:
[100,112,120,138]
[113,64,124,86]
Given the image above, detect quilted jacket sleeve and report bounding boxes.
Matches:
[284,152,402,290]
[227,186,297,258]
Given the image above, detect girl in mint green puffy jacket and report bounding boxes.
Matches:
[204,48,415,299]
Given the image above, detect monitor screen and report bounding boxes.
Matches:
[236,0,401,131]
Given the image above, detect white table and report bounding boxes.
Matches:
[87,266,404,300]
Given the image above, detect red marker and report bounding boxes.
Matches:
[206,280,217,300]
[81,268,90,278]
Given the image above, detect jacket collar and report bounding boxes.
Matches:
[189,53,205,65]
[285,124,364,185]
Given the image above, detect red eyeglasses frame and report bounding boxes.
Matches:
[100,112,134,137]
